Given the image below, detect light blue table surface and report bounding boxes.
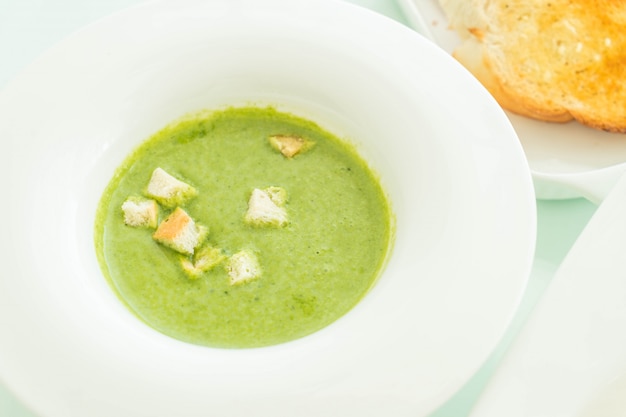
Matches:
[0,0,598,416]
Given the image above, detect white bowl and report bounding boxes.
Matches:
[399,0,626,203]
[0,1,536,416]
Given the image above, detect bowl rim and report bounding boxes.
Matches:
[0,1,537,416]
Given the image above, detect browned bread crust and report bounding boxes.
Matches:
[439,0,626,132]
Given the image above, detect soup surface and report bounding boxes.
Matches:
[95,106,393,348]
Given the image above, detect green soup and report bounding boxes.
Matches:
[95,106,393,348]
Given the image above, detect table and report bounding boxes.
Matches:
[0,0,598,415]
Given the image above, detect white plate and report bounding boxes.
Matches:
[469,172,626,417]
[0,1,536,416]
[398,0,626,203]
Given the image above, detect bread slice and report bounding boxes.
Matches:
[438,0,626,132]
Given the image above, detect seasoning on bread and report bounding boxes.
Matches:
[438,0,626,132]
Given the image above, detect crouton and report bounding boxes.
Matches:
[153,207,207,255]
[244,187,288,227]
[225,250,261,285]
[121,197,158,228]
[264,186,287,206]
[180,245,225,278]
[145,167,196,207]
[268,135,314,158]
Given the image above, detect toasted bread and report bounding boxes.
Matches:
[145,167,196,207]
[121,197,158,228]
[268,135,314,158]
[225,250,261,285]
[244,187,288,227]
[153,207,206,255]
[438,0,626,132]
[181,245,225,278]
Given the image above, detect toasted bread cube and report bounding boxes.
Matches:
[264,186,287,206]
[180,245,225,278]
[153,207,206,255]
[121,197,158,228]
[225,250,261,285]
[268,135,314,158]
[180,259,200,278]
[244,187,288,227]
[145,167,196,207]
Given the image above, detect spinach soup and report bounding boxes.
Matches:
[95,106,393,348]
